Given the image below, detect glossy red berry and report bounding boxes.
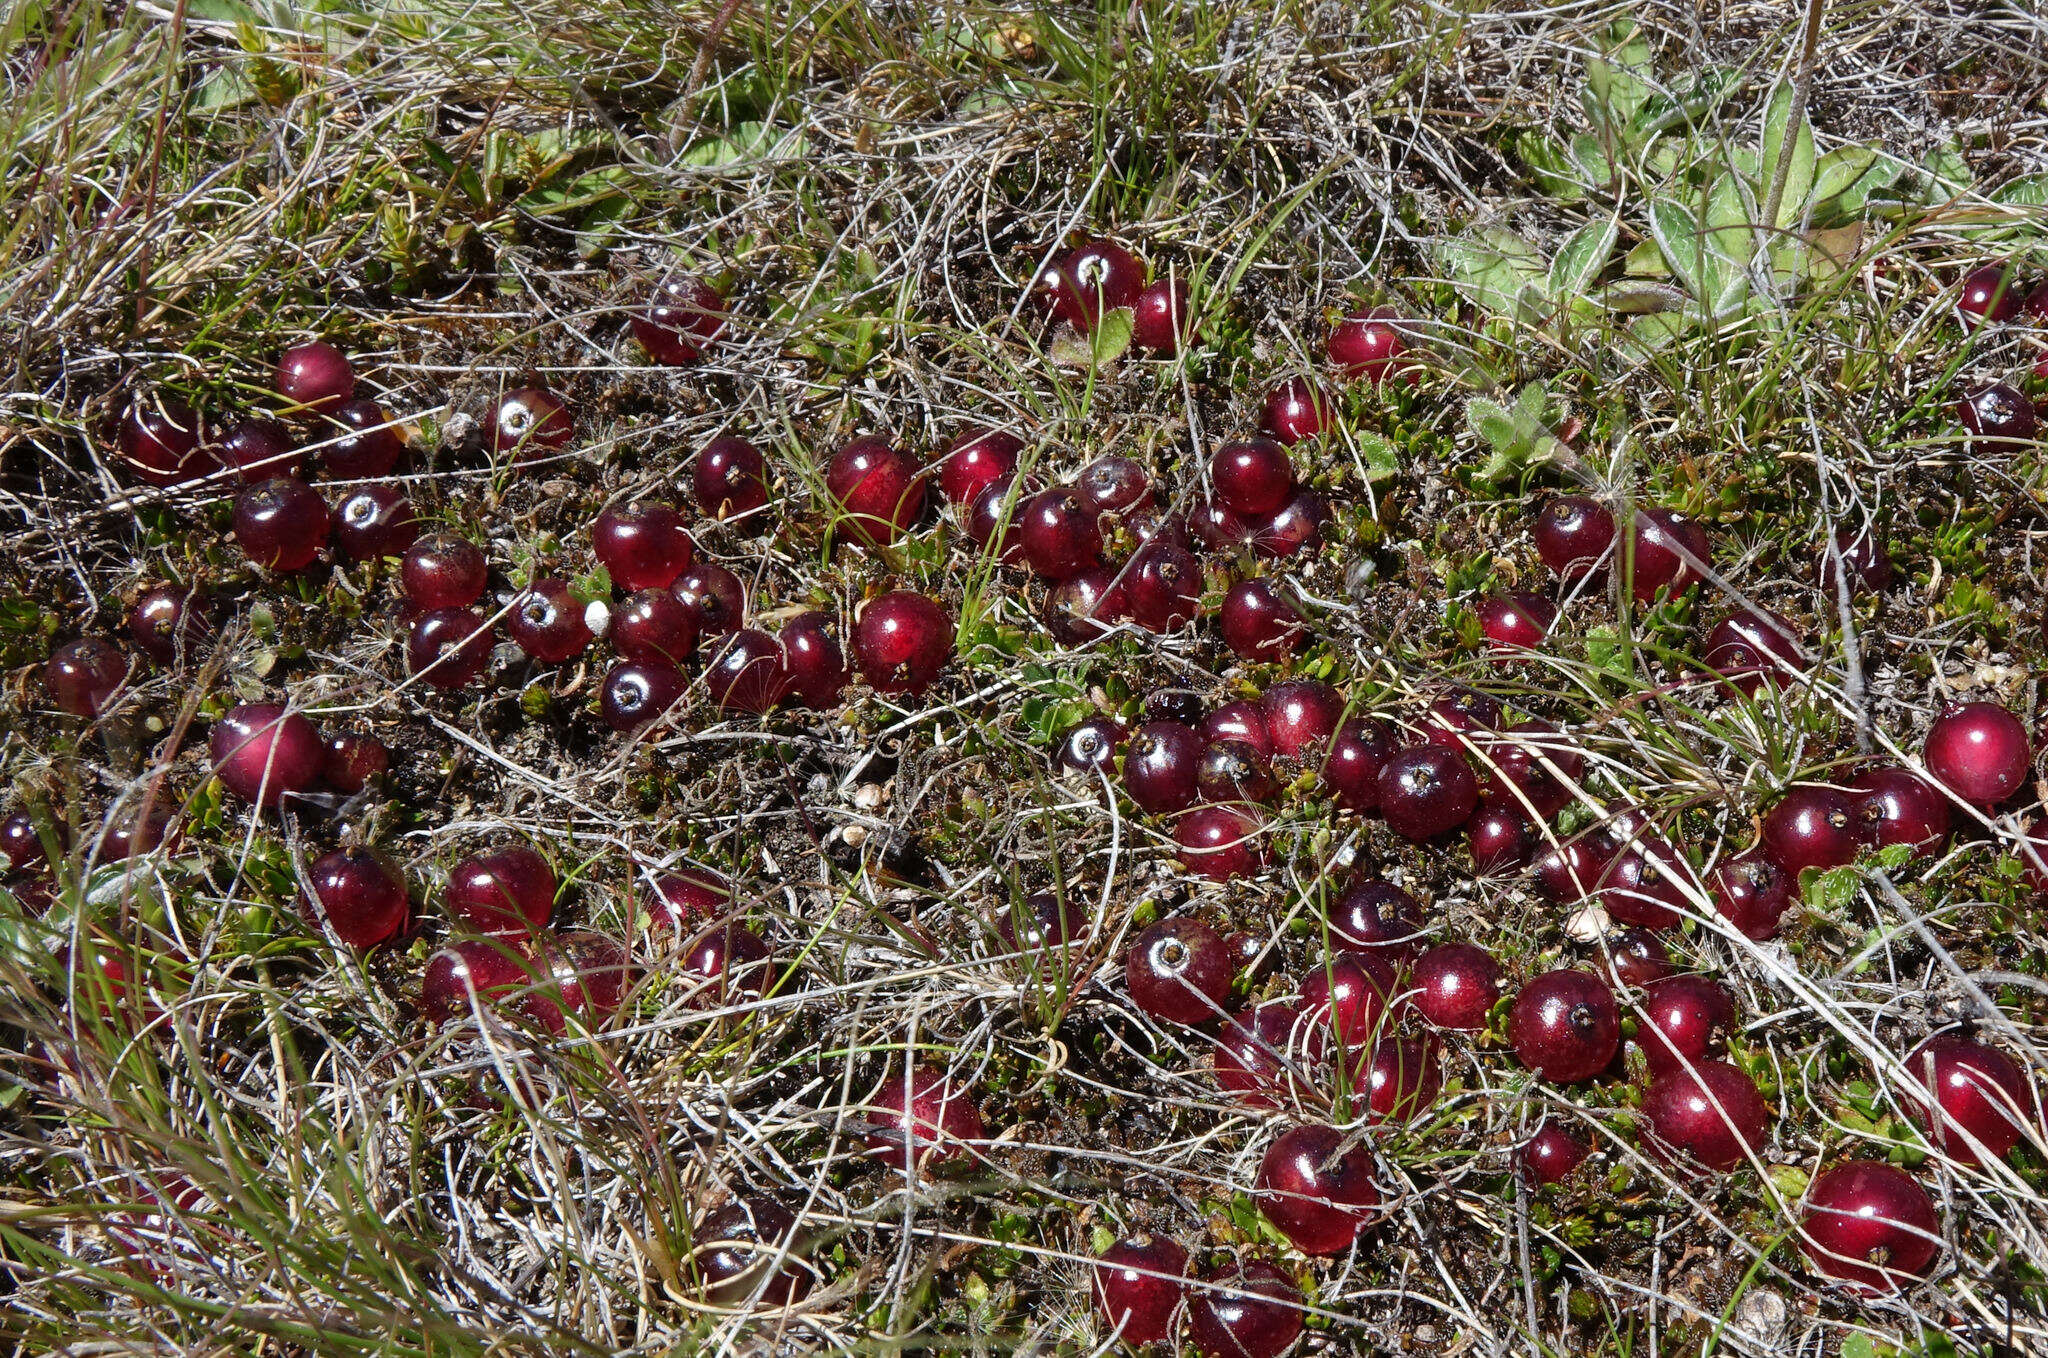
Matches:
[1045,566,1131,644]
[1762,785,1860,879]
[1508,970,1619,1083]
[1822,527,1896,593]
[322,731,389,794]
[1187,1261,1303,1358]
[1176,805,1263,881]
[1197,740,1277,804]
[1126,918,1233,1024]
[1957,262,2022,327]
[1595,928,1670,992]
[506,581,591,664]
[1924,701,2031,806]
[685,435,770,523]
[1468,800,1538,874]
[99,805,176,862]
[218,418,300,480]
[1260,681,1342,761]
[1214,1001,1308,1108]
[1357,1034,1441,1122]
[0,811,61,877]
[1092,1234,1188,1346]
[682,921,773,1001]
[600,662,686,734]
[332,484,416,561]
[401,534,488,611]
[303,848,407,948]
[779,612,849,708]
[593,504,695,592]
[612,589,697,665]
[964,477,1031,561]
[1849,767,1951,857]
[1320,719,1398,812]
[671,563,746,638]
[1249,490,1330,559]
[1902,1033,2033,1167]
[690,1195,812,1305]
[1377,747,1480,841]
[316,399,404,479]
[853,591,952,696]
[209,703,325,807]
[1028,257,1086,329]
[705,629,788,713]
[1017,488,1103,580]
[1328,306,1415,383]
[640,870,728,931]
[118,395,215,485]
[1635,976,1736,1074]
[408,607,494,688]
[1057,717,1127,778]
[1641,1059,1769,1171]
[1254,1124,1381,1257]
[1627,508,1711,603]
[422,940,536,1024]
[1079,457,1156,517]
[1958,382,2038,447]
[489,386,573,460]
[274,341,355,414]
[1211,439,1294,518]
[1533,496,1615,580]
[1484,721,1583,819]
[1131,277,1191,354]
[1408,942,1500,1030]
[44,638,128,717]
[1128,541,1202,631]
[1704,609,1805,694]
[1301,950,1398,1052]
[1125,721,1204,814]
[1260,378,1329,446]
[1219,579,1305,660]
[548,932,633,1020]
[632,276,726,365]
[1521,1123,1590,1184]
[1206,701,1273,758]
[446,846,555,939]
[234,477,329,571]
[1801,1162,1940,1293]
[937,428,1021,506]
[1422,688,1503,749]
[1534,832,1613,904]
[1327,881,1425,958]
[864,1064,985,1166]
[1598,838,1697,932]
[1185,500,1252,551]
[1708,852,1794,941]
[1064,237,1145,322]
[1477,593,1555,655]
[992,890,1089,954]
[827,436,924,545]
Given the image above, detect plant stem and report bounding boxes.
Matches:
[1760,0,1827,236]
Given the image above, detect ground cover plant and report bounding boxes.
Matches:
[1,0,2047,1353]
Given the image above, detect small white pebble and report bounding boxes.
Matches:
[852,783,887,811]
[583,599,611,638]
[841,825,868,848]
[1564,902,1611,942]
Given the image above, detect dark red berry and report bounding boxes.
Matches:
[1508,969,1620,1083]
[1176,805,1264,881]
[1185,501,1252,551]
[611,589,697,665]
[1377,747,1480,841]
[1205,702,1273,758]
[118,395,215,485]
[446,846,555,939]
[1641,1059,1769,1171]
[641,870,728,931]
[1708,853,1794,941]
[993,890,1089,954]
[99,805,176,862]
[1902,1033,2033,1167]
[1017,488,1103,580]
[1534,832,1613,903]
[1409,942,1501,1030]
[1045,566,1130,645]
[506,581,591,664]
[489,387,573,460]
[682,921,773,1001]
[1421,688,1503,748]
[1600,927,1674,990]
[1821,526,1895,593]
[632,276,726,365]
[1125,918,1233,1024]
[234,477,329,571]
[1249,490,1330,559]
[1356,1034,1442,1123]
[1131,277,1191,354]
[1077,455,1152,515]
[964,476,1031,562]
[209,703,325,807]
[331,484,416,561]
[863,1064,985,1166]
[1957,262,2022,327]
[1186,1262,1303,1358]
[1063,237,1145,322]
[1128,541,1202,631]
[218,418,300,480]
[1320,718,1398,812]
[409,607,494,688]
[1328,306,1415,384]
[1028,257,1086,328]
[322,731,389,794]
[303,849,407,948]
[779,612,849,708]
[548,932,633,1021]
[1925,701,2031,805]
[1124,720,1204,814]
[1301,950,1397,1052]
[44,639,128,717]
[1260,680,1343,760]
[1704,609,1804,694]
[705,629,788,713]
[853,591,952,696]
[1477,593,1556,655]
[1801,1162,1940,1293]
[593,504,695,592]
[691,1194,813,1304]
[1635,975,1736,1074]
[1533,496,1615,580]
[274,341,355,414]
[937,428,1022,506]
[1468,800,1538,874]
[671,563,746,638]
[1849,766,1951,857]
[1211,439,1294,517]
[401,533,488,611]
[1197,739,1277,805]
[1092,1234,1188,1346]
[1958,382,2037,448]
[0,811,61,877]
[1215,1001,1309,1109]
[1483,720,1583,819]
[599,661,686,734]
[316,399,405,479]
[1057,717,1127,778]
[1762,785,1860,878]
[1625,508,1711,603]
[826,436,924,545]
[422,940,536,1024]
[1254,1125,1381,1257]
[692,436,769,521]
[1521,1123,1590,1184]
[1598,836,1696,932]
[1260,378,1329,445]
[1328,881,1426,959]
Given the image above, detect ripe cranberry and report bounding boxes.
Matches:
[218,419,300,480]
[1328,881,1426,958]
[1378,747,1479,841]
[1045,566,1130,644]
[1600,927,1674,989]
[1533,496,1615,580]
[1126,918,1233,1024]
[1708,852,1794,941]
[1822,527,1896,593]
[1534,831,1613,903]
[422,940,536,1023]
[1849,767,1951,857]
[1249,490,1330,559]
[99,804,176,862]
[1477,593,1555,655]
[1057,717,1127,777]
[1302,950,1398,1052]
[827,436,924,545]
[671,563,746,638]
[1254,1125,1381,1256]
[1598,838,1696,932]
[1635,976,1736,1074]
[489,386,573,460]
[548,931,633,1020]
[631,276,726,364]
[1131,277,1191,354]
[1211,439,1294,517]
[1468,800,1538,874]
[1320,719,1398,812]
[507,581,591,664]
[446,846,555,939]
[1958,382,2038,447]
[1260,378,1330,445]
[1329,307,1415,383]
[779,612,849,708]
[1177,805,1263,881]
[1762,785,1860,878]
[682,921,773,1001]
[234,477,329,571]
[400,533,487,611]
[1124,720,1204,814]
[1206,702,1274,758]
[705,629,788,712]
[322,731,389,794]
[1260,680,1343,760]
[315,399,404,479]
[1957,262,2023,327]
[407,607,493,688]
[691,1194,813,1304]
[1409,942,1500,1029]
[993,890,1089,954]
[44,639,128,717]
[600,662,686,734]
[274,341,355,413]
[593,504,695,592]
[853,591,952,696]
[1197,739,1277,803]
[1926,701,2031,805]
[865,1064,985,1166]
[1483,721,1583,818]
[1093,1234,1188,1346]
[1641,1059,1769,1171]
[1215,1001,1309,1108]
[1185,500,1252,551]
[1508,970,1619,1083]
[937,428,1022,506]
[1029,256,1086,329]
[691,436,769,520]
[1702,609,1803,694]
[0,811,61,876]
[641,870,728,931]
[1357,1034,1442,1122]
[1017,488,1103,580]
[118,396,215,485]
[1902,1033,2033,1166]
[612,589,697,665]
[303,848,407,948]
[1627,508,1711,603]
[964,476,1031,561]
[209,703,325,807]
[1188,1261,1304,1358]
[1064,237,1145,321]
[1128,541,1202,631]
[2025,280,2048,321]
[1521,1123,1590,1184]
[1422,689,1503,749]
[1801,1161,1940,1294]
[332,484,416,561]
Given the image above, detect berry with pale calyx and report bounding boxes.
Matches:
[594,504,695,592]
[507,581,592,664]
[234,477,329,571]
[1125,917,1233,1024]
[1077,454,1153,516]
[274,341,355,414]
[599,661,686,734]
[488,387,573,460]
[209,703,325,807]
[1508,969,1619,1083]
[631,276,726,365]
[1260,377,1330,445]
[408,607,495,687]
[332,484,416,561]
[853,591,952,696]
[826,436,925,545]
[1057,717,1127,778]
[671,563,746,638]
[691,436,769,521]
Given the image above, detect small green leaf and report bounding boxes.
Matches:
[1515,132,1589,201]
[1802,863,1861,914]
[1760,83,1816,227]
[1547,215,1619,303]
[1354,432,1400,483]
[1436,227,1547,320]
[1992,173,2048,208]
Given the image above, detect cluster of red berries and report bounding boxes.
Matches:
[1954,260,2048,448]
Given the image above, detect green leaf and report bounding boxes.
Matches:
[1624,65,1744,144]
[1567,134,1614,188]
[1436,227,1547,320]
[1841,1335,1898,1358]
[1466,387,1561,485]
[1992,173,2048,207]
[1760,83,1816,228]
[1702,172,1755,313]
[1647,196,1705,294]
[1615,310,1694,362]
[1802,863,1861,914]
[1585,19,1654,132]
[1046,308,1133,367]
[1515,132,1588,201]
[1355,432,1400,483]
[1547,215,1619,303]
